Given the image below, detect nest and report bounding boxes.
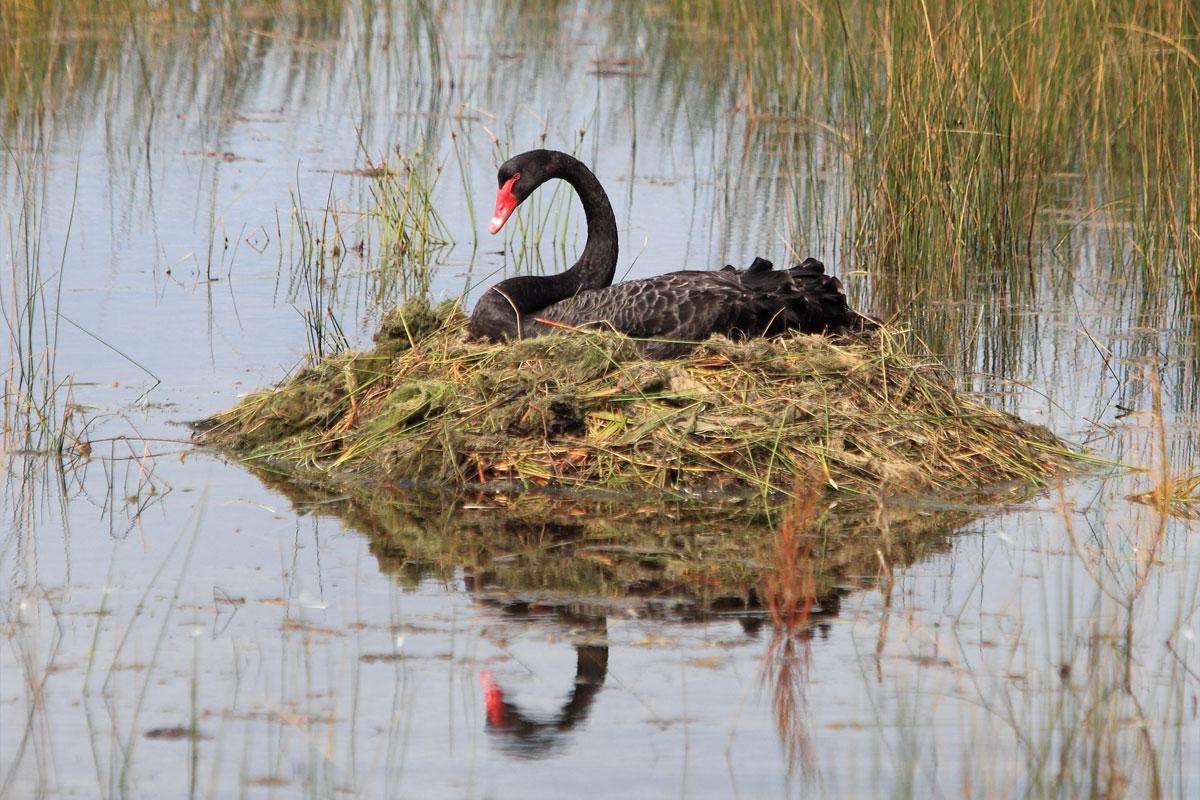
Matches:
[194,299,1079,503]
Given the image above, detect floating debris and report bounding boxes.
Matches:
[144,726,210,741]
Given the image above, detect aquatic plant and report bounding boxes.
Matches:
[365,147,453,299]
[601,0,1200,368]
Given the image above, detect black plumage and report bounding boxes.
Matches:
[469,150,871,357]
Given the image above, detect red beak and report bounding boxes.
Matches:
[488,174,520,234]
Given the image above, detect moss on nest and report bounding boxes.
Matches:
[195,298,1081,502]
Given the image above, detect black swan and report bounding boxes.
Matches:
[469,149,872,357]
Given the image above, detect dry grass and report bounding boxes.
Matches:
[194,299,1083,505]
[1128,473,1200,519]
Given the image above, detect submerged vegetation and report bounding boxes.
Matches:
[195,300,1078,504]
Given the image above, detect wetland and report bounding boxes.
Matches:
[3,1,1200,797]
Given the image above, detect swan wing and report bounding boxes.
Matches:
[538,272,746,340]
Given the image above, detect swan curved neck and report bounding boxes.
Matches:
[468,152,619,342]
[557,156,618,292]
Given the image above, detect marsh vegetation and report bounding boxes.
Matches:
[2,0,1199,797]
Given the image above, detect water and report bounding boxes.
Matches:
[3,2,1198,797]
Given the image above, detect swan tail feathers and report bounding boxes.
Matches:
[747,256,774,274]
[742,258,877,334]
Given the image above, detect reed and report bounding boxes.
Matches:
[285,182,352,361]
[365,148,454,300]
[605,0,1200,361]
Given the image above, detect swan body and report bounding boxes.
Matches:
[469,150,869,356]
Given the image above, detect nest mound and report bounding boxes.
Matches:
[195,299,1077,501]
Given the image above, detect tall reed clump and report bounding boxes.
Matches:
[279,146,453,362]
[1,146,80,472]
[365,148,453,300]
[612,0,1200,353]
[284,185,351,361]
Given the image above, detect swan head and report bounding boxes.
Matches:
[488,149,562,234]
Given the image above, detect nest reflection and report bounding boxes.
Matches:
[243,467,996,763]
